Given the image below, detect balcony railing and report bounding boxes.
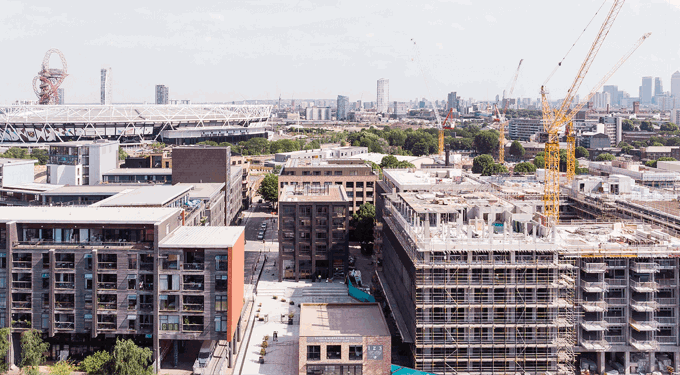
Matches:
[139,262,153,271]
[604,335,625,343]
[605,298,626,305]
[12,320,31,329]
[657,336,677,344]
[97,322,116,331]
[629,318,658,331]
[631,280,658,292]
[580,300,607,312]
[631,262,659,273]
[140,303,153,310]
[582,263,607,273]
[55,282,75,289]
[12,262,31,269]
[97,302,117,310]
[657,298,676,306]
[54,262,75,269]
[139,323,153,331]
[11,301,31,309]
[97,262,117,270]
[12,282,31,289]
[182,324,204,332]
[581,281,608,293]
[604,279,627,286]
[54,302,75,309]
[580,340,611,351]
[183,283,204,291]
[183,263,204,271]
[657,279,677,287]
[97,282,117,290]
[15,240,151,249]
[580,320,609,331]
[630,338,659,351]
[604,316,626,324]
[183,304,204,312]
[55,322,74,330]
[631,300,659,312]
[656,317,676,325]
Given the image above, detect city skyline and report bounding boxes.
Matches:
[1,0,680,104]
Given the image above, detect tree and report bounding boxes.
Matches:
[575,146,589,159]
[80,350,112,375]
[258,173,278,203]
[30,149,48,165]
[50,360,75,375]
[509,141,525,158]
[533,155,545,169]
[514,162,537,174]
[380,155,414,169]
[269,139,300,154]
[622,119,635,131]
[473,131,499,155]
[352,203,375,255]
[118,147,128,161]
[660,122,679,132]
[20,329,49,375]
[196,140,218,146]
[472,154,494,174]
[0,328,9,373]
[112,338,153,375]
[640,121,654,132]
[595,153,615,161]
[303,140,321,150]
[1,147,29,159]
[481,163,508,176]
[151,142,165,152]
[240,137,270,155]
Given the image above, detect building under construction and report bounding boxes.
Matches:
[375,168,680,375]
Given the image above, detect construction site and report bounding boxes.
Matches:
[374,167,680,375]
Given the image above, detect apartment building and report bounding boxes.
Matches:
[508,119,545,141]
[47,140,118,185]
[0,158,36,188]
[279,159,378,214]
[273,146,368,163]
[0,207,245,371]
[102,168,172,184]
[278,185,350,281]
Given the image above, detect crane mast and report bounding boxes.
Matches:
[542,0,625,226]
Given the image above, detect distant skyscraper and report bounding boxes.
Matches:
[641,76,653,104]
[376,79,389,113]
[100,68,112,105]
[447,92,459,111]
[155,85,169,105]
[57,88,64,105]
[655,77,664,96]
[602,85,619,107]
[672,71,680,98]
[336,95,349,120]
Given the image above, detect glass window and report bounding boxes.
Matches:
[346,182,354,188]
[326,345,341,359]
[324,171,332,176]
[215,255,228,271]
[215,275,228,291]
[334,171,342,176]
[307,345,321,361]
[356,182,363,188]
[215,295,228,312]
[214,316,228,332]
[159,315,179,331]
[128,254,137,270]
[349,346,363,360]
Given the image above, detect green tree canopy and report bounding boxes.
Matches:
[640,121,654,132]
[622,119,635,131]
[481,163,508,176]
[595,153,615,161]
[575,146,589,159]
[514,162,537,174]
[660,122,678,132]
[379,155,414,169]
[258,173,279,202]
[0,328,9,373]
[533,155,545,169]
[352,203,375,254]
[80,350,112,375]
[269,139,300,154]
[112,338,153,375]
[239,137,270,155]
[20,329,49,374]
[473,131,499,155]
[509,141,525,158]
[50,360,75,375]
[471,154,494,174]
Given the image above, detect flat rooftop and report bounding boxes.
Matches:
[160,226,244,248]
[384,168,466,190]
[41,185,132,196]
[93,185,191,207]
[285,158,370,168]
[279,184,348,203]
[103,168,172,176]
[49,140,118,147]
[175,183,225,200]
[0,206,180,224]
[300,303,390,338]
[0,158,36,166]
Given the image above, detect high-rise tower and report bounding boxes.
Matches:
[671,71,680,98]
[377,79,389,113]
[640,76,652,104]
[100,68,112,105]
[155,85,169,105]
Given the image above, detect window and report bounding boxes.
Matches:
[299,206,312,216]
[316,206,328,214]
[215,275,228,291]
[215,295,228,312]
[313,171,321,176]
[42,253,50,269]
[334,171,342,176]
[356,182,363,188]
[316,218,327,226]
[128,254,137,270]
[159,315,179,331]
[84,274,92,290]
[302,171,310,176]
[349,171,357,176]
[306,365,362,375]
[346,182,354,188]
[316,232,327,240]
[307,345,321,361]
[159,274,180,291]
[84,254,92,270]
[324,171,332,176]
[215,316,228,332]
[215,255,228,271]
[333,206,345,215]
[346,191,354,198]
[326,345,341,359]
[366,182,374,189]
[128,274,137,290]
[356,191,364,198]
[42,314,49,330]
[349,346,363,360]
[300,232,311,239]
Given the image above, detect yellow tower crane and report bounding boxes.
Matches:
[542,0,649,226]
[496,59,523,164]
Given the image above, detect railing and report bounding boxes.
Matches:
[12,281,31,289]
[159,304,178,312]
[183,263,205,271]
[630,338,659,350]
[55,322,74,330]
[604,335,625,343]
[97,322,116,331]
[54,302,74,309]
[656,317,676,325]
[54,262,75,269]
[580,320,609,331]
[97,302,117,310]
[139,323,153,331]
[11,301,31,309]
[139,262,153,271]
[582,263,607,273]
[631,280,657,291]
[631,262,659,273]
[605,298,626,305]
[12,321,31,329]
[15,240,151,248]
[183,283,204,291]
[580,339,611,351]
[12,262,31,269]
[98,262,117,270]
[183,323,204,332]
[55,282,75,289]
[657,298,676,305]
[97,282,117,290]
[656,279,677,287]
[656,336,677,344]
[140,303,153,310]
[631,299,659,311]
[604,316,626,324]
[604,279,626,286]
[629,318,658,330]
[139,283,153,291]
[581,281,608,292]
[183,304,204,312]
[581,300,608,311]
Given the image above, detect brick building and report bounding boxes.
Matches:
[0,207,245,371]
[279,159,377,215]
[278,185,349,281]
[299,303,391,375]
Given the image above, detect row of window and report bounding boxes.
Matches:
[297,170,362,177]
[306,364,362,375]
[307,345,363,361]
[281,181,374,189]
[297,232,346,240]
[282,206,346,216]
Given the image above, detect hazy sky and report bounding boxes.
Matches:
[1,0,679,104]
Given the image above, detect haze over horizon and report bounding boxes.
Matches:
[1,0,679,105]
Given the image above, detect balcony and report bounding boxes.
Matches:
[97,282,117,290]
[657,298,676,306]
[139,262,153,271]
[629,318,658,331]
[656,279,677,288]
[183,263,204,271]
[631,280,657,293]
[580,300,607,312]
[604,278,626,286]
[582,263,606,273]
[655,317,676,325]
[183,296,204,312]
[581,281,608,293]
[183,316,204,332]
[14,240,151,250]
[11,301,31,310]
[580,320,609,331]
[580,339,611,351]
[631,262,659,273]
[605,298,626,305]
[630,338,659,351]
[55,282,75,290]
[12,261,31,269]
[97,322,116,331]
[656,336,677,345]
[55,322,74,330]
[54,302,75,310]
[97,302,117,310]
[604,335,626,344]
[631,300,659,312]
[140,303,153,311]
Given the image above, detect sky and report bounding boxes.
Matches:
[1,0,680,105]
